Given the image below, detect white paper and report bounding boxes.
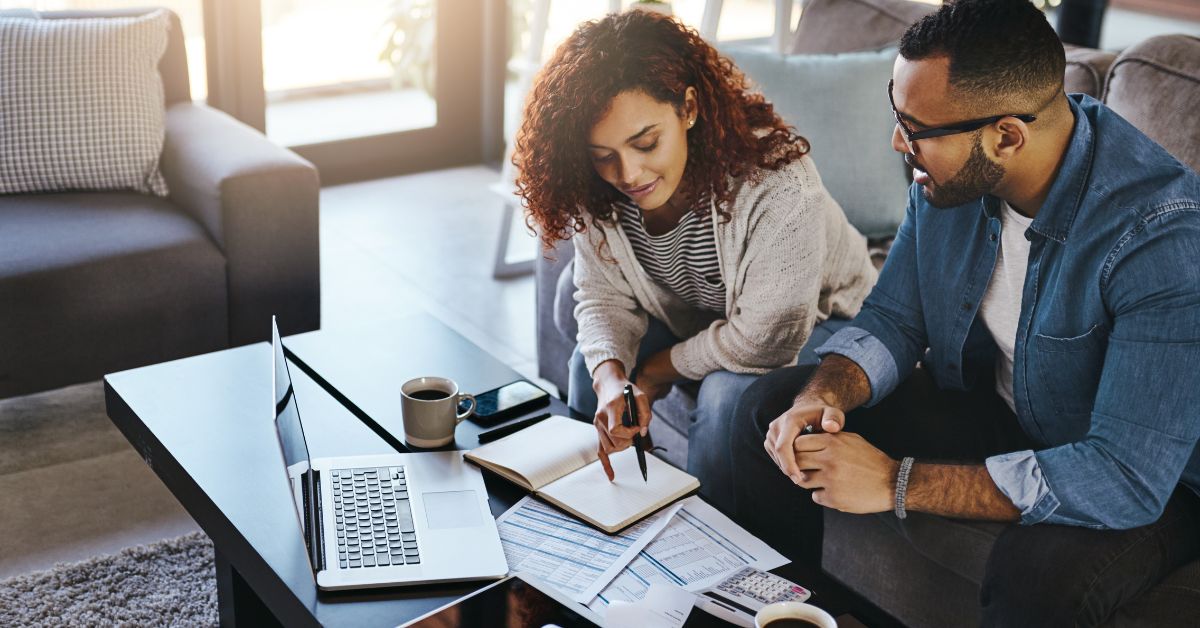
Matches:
[588,496,788,614]
[538,447,699,532]
[604,583,696,628]
[497,495,683,603]
[466,415,597,489]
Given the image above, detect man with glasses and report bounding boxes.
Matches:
[729,0,1200,624]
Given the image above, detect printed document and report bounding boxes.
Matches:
[497,495,682,603]
[587,496,787,614]
[604,583,696,628]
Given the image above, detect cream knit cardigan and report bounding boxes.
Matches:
[573,155,878,381]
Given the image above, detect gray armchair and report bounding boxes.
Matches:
[0,9,320,399]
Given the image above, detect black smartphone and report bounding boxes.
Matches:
[470,380,550,425]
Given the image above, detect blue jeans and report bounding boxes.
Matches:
[569,317,849,514]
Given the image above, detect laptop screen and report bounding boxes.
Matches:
[271,317,321,571]
[273,318,312,476]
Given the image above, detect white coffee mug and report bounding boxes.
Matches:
[400,376,475,448]
[754,601,838,628]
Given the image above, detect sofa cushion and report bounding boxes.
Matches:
[0,193,227,397]
[789,0,936,55]
[0,10,170,196]
[724,45,909,238]
[788,0,1113,99]
[41,8,192,105]
[1064,45,1117,98]
[1103,35,1200,173]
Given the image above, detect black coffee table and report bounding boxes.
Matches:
[105,312,889,627]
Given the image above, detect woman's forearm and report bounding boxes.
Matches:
[639,347,683,386]
[591,359,628,393]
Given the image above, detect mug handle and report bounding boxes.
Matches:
[456,393,476,422]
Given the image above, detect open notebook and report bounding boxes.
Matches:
[464,415,699,533]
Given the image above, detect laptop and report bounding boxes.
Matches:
[270,317,508,590]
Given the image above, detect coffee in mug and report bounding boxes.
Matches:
[408,389,451,401]
[754,602,837,628]
[400,377,475,448]
[763,619,822,628]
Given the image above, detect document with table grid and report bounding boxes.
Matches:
[497,496,682,602]
[586,496,787,615]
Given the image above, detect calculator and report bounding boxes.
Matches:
[696,567,813,627]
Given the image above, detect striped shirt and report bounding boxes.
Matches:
[617,198,726,313]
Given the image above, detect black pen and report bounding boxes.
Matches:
[477,412,552,444]
[622,384,649,482]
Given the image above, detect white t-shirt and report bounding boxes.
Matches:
[979,201,1035,413]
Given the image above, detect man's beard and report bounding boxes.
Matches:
[914,134,1005,209]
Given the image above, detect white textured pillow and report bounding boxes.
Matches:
[0,10,170,196]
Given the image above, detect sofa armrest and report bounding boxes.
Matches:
[536,237,576,396]
[160,102,320,345]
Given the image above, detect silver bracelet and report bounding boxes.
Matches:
[894,457,915,520]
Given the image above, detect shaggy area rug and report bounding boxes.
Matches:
[0,532,217,627]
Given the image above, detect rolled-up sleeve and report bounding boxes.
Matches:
[985,450,1061,525]
[997,211,1200,529]
[815,327,899,407]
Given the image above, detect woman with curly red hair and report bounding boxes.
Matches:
[514,10,876,510]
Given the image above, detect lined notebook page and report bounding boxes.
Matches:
[465,415,597,490]
[538,448,700,532]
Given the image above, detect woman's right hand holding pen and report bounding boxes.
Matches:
[591,360,652,481]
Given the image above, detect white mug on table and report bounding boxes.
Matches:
[400,376,475,448]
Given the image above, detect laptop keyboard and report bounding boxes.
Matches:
[332,466,420,569]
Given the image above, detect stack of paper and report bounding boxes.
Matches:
[495,494,788,619]
[586,496,787,615]
[496,496,682,603]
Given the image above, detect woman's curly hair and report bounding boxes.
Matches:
[513,10,810,252]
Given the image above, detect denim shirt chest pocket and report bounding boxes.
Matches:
[1029,324,1109,421]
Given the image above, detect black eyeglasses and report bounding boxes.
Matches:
[888,79,1037,154]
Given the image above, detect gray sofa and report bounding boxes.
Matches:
[0,9,320,400]
[534,3,1200,624]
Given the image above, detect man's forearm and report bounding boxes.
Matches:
[796,354,871,411]
[906,463,1020,521]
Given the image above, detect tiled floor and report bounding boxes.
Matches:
[319,166,544,387]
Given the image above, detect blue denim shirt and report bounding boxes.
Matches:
[818,95,1200,529]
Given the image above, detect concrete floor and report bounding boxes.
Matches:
[0,165,541,580]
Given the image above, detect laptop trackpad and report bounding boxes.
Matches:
[422,490,483,529]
